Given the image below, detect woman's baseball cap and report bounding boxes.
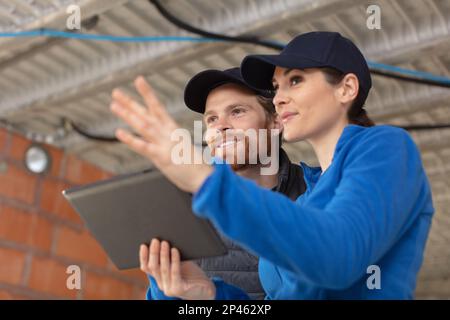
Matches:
[184,67,273,114]
[241,31,372,105]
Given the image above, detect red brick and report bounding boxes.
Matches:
[0,247,26,285]
[9,134,31,161]
[0,163,38,204]
[84,272,135,300]
[28,256,77,299]
[0,205,53,252]
[113,267,148,283]
[30,215,53,252]
[46,145,64,178]
[133,286,148,300]
[54,227,108,268]
[0,290,29,300]
[64,155,112,185]
[0,290,14,299]
[39,178,82,225]
[0,129,8,153]
[0,205,34,245]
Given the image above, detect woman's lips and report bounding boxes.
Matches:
[281,112,299,123]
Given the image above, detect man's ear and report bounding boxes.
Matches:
[338,73,359,107]
[271,113,283,130]
[268,113,283,133]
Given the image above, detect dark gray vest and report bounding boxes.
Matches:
[196,149,306,299]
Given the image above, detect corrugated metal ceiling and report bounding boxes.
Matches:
[0,0,449,297]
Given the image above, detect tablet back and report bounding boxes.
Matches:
[62,169,227,269]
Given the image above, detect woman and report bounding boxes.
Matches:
[110,31,434,299]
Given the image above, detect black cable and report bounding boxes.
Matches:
[149,0,450,90]
[3,3,449,142]
[148,0,283,51]
[371,70,450,89]
[1,116,448,146]
[64,118,119,142]
[397,124,450,131]
[67,119,450,142]
[149,0,450,130]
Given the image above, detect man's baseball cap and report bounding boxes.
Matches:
[184,67,273,114]
[241,31,372,105]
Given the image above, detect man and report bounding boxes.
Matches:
[143,67,306,300]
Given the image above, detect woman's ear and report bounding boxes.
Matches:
[338,73,359,106]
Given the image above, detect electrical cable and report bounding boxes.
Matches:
[1,2,449,140]
[149,0,450,89]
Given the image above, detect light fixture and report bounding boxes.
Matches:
[24,144,51,174]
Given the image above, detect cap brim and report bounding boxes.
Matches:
[184,70,244,113]
[241,54,327,90]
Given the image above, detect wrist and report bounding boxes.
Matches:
[206,282,216,300]
[191,164,213,194]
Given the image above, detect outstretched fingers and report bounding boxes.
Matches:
[134,76,171,121]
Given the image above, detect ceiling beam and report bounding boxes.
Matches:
[0,0,133,61]
[0,0,354,115]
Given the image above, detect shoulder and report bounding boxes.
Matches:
[352,125,417,151]
[360,124,410,139]
[343,125,422,167]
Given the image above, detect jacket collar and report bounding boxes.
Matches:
[274,148,307,200]
[300,124,366,189]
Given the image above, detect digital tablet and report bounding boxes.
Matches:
[62,169,227,270]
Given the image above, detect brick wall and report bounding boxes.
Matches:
[0,128,148,300]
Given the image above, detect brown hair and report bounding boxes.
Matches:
[320,67,375,127]
[256,95,277,118]
[256,95,283,146]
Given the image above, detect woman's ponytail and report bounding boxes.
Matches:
[348,106,375,127]
[321,67,375,127]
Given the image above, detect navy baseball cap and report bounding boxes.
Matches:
[241,32,372,105]
[184,67,273,114]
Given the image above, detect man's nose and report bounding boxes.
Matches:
[214,117,231,131]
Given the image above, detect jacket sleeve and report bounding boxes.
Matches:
[146,276,180,300]
[192,127,433,289]
[146,275,251,300]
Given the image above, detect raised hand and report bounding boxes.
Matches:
[110,76,212,193]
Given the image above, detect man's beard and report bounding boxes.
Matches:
[210,127,275,172]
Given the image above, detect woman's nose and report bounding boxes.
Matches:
[273,89,289,109]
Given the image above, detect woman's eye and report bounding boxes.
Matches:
[272,84,279,92]
[290,76,302,86]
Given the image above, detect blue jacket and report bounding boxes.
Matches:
[148,125,434,299]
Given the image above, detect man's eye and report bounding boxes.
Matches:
[231,108,245,116]
[206,116,217,124]
[290,76,302,86]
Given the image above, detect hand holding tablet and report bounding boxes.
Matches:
[63,169,227,270]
